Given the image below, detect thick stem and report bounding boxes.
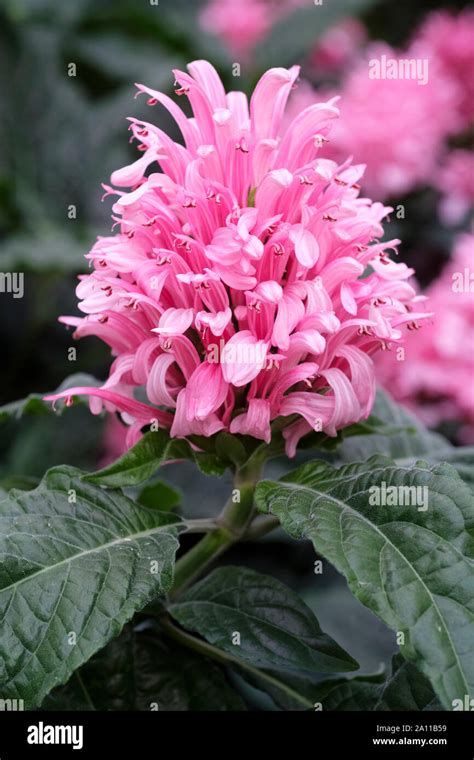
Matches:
[170,455,265,598]
[243,514,280,541]
[170,526,233,597]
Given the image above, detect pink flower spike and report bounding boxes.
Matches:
[47,58,430,455]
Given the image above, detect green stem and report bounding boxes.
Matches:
[160,616,312,710]
[243,514,280,540]
[170,526,234,597]
[170,454,266,598]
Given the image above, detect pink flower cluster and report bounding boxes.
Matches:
[309,18,367,74]
[305,43,459,198]
[436,150,474,227]
[285,9,474,200]
[413,9,474,129]
[377,232,474,442]
[46,62,429,455]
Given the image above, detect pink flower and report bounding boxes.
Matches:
[199,0,301,60]
[45,60,430,455]
[310,18,367,74]
[377,232,474,442]
[310,42,459,198]
[200,0,271,60]
[412,9,474,130]
[436,150,474,226]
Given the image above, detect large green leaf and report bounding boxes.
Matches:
[0,466,182,707]
[43,625,246,711]
[397,448,474,495]
[256,456,474,709]
[85,429,228,487]
[169,566,358,674]
[433,448,474,492]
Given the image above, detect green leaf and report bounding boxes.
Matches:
[297,409,413,455]
[237,665,384,711]
[255,0,385,70]
[256,456,474,709]
[337,388,452,462]
[396,448,474,495]
[0,466,181,707]
[43,625,246,711]
[320,655,442,711]
[432,448,474,493]
[138,480,181,511]
[85,429,227,488]
[0,374,102,423]
[169,566,358,674]
[0,475,39,494]
[322,681,382,711]
[214,432,248,467]
[375,655,443,711]
[337,390,474,492]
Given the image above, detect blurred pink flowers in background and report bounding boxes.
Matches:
[288,41,460,199]
[199,0,302,60]
[282,8,473,201]
[199,0,271,60]
[308,18,367,74]
[436,150,474,226]
[45,61,430,455]
[412,9,474,129]
[321,43,459,198]
[377,231,474,442]
[200,0,365,73]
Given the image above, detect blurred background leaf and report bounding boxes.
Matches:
[255,0,386,70]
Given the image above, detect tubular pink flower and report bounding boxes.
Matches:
[46,60,430,455]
